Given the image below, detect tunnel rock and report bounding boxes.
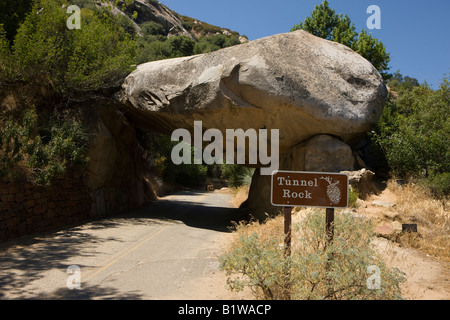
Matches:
[118,30,388,220]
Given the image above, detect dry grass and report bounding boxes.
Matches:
[387,180,450,262]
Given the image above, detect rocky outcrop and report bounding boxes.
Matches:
[342,168,378,199]
[119,30,387,153]
[118,30,388,219]
[117,0,193,38]
[84,101,151,218]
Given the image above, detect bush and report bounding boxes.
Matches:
[221,164,255,188]
[141,132,208,188]
[0,24,14,81]
[348,187,359,207]
[136,35,195,63]
[0,109,89,185]
[0,0,33,43]
[140,21,166,36]
[10,0,136,92]
[372,73,449,196]
[193,34,241,54]
[220,210,406,300]
[421,172,450,198]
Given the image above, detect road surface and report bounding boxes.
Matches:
[0,189,250,300]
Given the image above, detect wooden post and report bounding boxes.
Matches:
[325,208,335,298]
[283,207,292,257]
[325,208,335,246]
[283,207,292,300]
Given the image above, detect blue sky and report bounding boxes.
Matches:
[160,0,450,89]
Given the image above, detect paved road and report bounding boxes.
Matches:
[0,190,249,300]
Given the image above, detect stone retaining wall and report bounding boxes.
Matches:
[0,171,92,243]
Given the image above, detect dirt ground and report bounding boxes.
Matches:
[359,188,450,300]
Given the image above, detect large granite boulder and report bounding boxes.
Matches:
[119,30,387,150]
[118,30,388,219]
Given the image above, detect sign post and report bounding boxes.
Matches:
[271,170,349,299]
[271,170,349,252]
[283,207,292,257]
[325,208,335,246]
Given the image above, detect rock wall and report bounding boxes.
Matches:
[0,85,156,243]
[0,171,91,243]
[84,101,151,218]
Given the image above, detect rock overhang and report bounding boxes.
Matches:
[118,30,388,155]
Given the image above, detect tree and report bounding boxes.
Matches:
[372,73,450,196]
[352,30,390,78]
[0,24,13,80]
[291,1,390,78]
[0,0,33,43]
[11,0,136,92]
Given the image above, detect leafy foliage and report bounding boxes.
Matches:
[0,0,33,43]
[291,0,390,77]
[221,164,255,188]
[193,34,241,54]
[372,73,450,196]
[0,24,14,80]
[5,0,136,92]
[141,132,208,188]
[0,109,89,185]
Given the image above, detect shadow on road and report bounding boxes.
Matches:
[108,190,251,233]
[0,190,249,299]
[0,226,130,299]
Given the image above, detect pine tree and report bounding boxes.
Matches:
[291,0,390,78]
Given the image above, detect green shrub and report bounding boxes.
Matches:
[221,164,255,188]
[0,109,89,185]
[10,0,136,92]
[220,210,406,300]
[421,172,450,198]
[68,0,96,11]
[142,132,208,188]
[0,0,33,43]
[140,21,166,36]
[372,73,449,196]
[136,35,195,63]
[193,34,241,54]
[348,187,359,207]
[0,24,14,81]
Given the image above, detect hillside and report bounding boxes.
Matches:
[95,0,247,42]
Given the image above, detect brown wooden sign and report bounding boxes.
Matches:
[271,171,349,208]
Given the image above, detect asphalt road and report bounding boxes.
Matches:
[0,189,249,300]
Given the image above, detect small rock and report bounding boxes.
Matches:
[356,198,366,208]
[384,210,401,220]
[372,200,396,208]
[375,223,395,237]
[392,221,403,233]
